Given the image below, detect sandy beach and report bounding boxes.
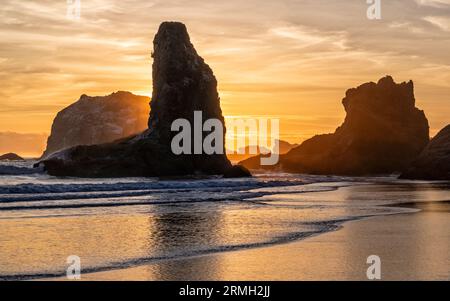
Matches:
[80,200,449,281]
[2,175,448,281]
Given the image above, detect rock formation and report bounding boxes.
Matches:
[401,125,450,180]
[40,22,250,178]
[0,153,24,161]
[227,139,297,163]
[42,91,149,158]
[241,76,430,175]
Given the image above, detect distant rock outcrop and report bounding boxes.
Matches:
[241,76,430,175]
[227,140,297,163]
[401,125,450,180]
[42,91,149,158]
[277,139,299,154]
[0,153,24,161]
[40,22,250,178]
[0,132,47,158]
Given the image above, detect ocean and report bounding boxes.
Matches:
[1,160,449,280]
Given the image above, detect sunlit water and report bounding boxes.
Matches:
[0,160,449,280]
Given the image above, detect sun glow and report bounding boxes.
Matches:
[0,0,449,157]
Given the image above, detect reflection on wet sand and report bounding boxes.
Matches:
[150,207,223,280]
[81,183,450,280]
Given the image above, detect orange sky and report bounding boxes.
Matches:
[1,0,449,156]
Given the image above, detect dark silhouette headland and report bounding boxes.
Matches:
[401,124,450,180]
[39,22,250,178]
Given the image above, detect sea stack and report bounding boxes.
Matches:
[401,125,450,180]
[40,22,250,178]
[42,91,150,159]
[241,76,430,175]
[146,22,232,172]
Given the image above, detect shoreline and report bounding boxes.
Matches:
[59,198,449,281]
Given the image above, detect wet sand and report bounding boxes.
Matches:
[80,201,449,281]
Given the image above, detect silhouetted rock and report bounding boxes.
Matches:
[227,139,297,163]
[40,22,250,178]
[42,91,149,158]
[223,165,252,178]
[0,153,24,161]
[241,76,429,175]
[277,139,299,154]
[401,125,450,180]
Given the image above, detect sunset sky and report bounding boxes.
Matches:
[1,0,450,156]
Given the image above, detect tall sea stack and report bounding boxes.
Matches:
[146,22,230,172]
[241,76,430,175]
[40,22,250,178]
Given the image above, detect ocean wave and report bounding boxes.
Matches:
[0,178,294,194]
[0,165,43,175]
[0,191,266,211]
[0,179,354,212]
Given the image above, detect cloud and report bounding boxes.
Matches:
[423,16,450,31]
[416,0,450,7]
[0,0,449,140]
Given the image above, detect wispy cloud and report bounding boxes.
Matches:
[416,0,450,8]
[0,0,449,140]
[424,15,450,31]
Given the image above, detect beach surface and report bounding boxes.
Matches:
[80,201,450,281]
[1,163,449,281]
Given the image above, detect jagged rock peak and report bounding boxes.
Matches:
[154,21,191,47]
[78,91,143,102]
[148,21,224,148]
[376,75,413,88]
[343,75,416,114]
